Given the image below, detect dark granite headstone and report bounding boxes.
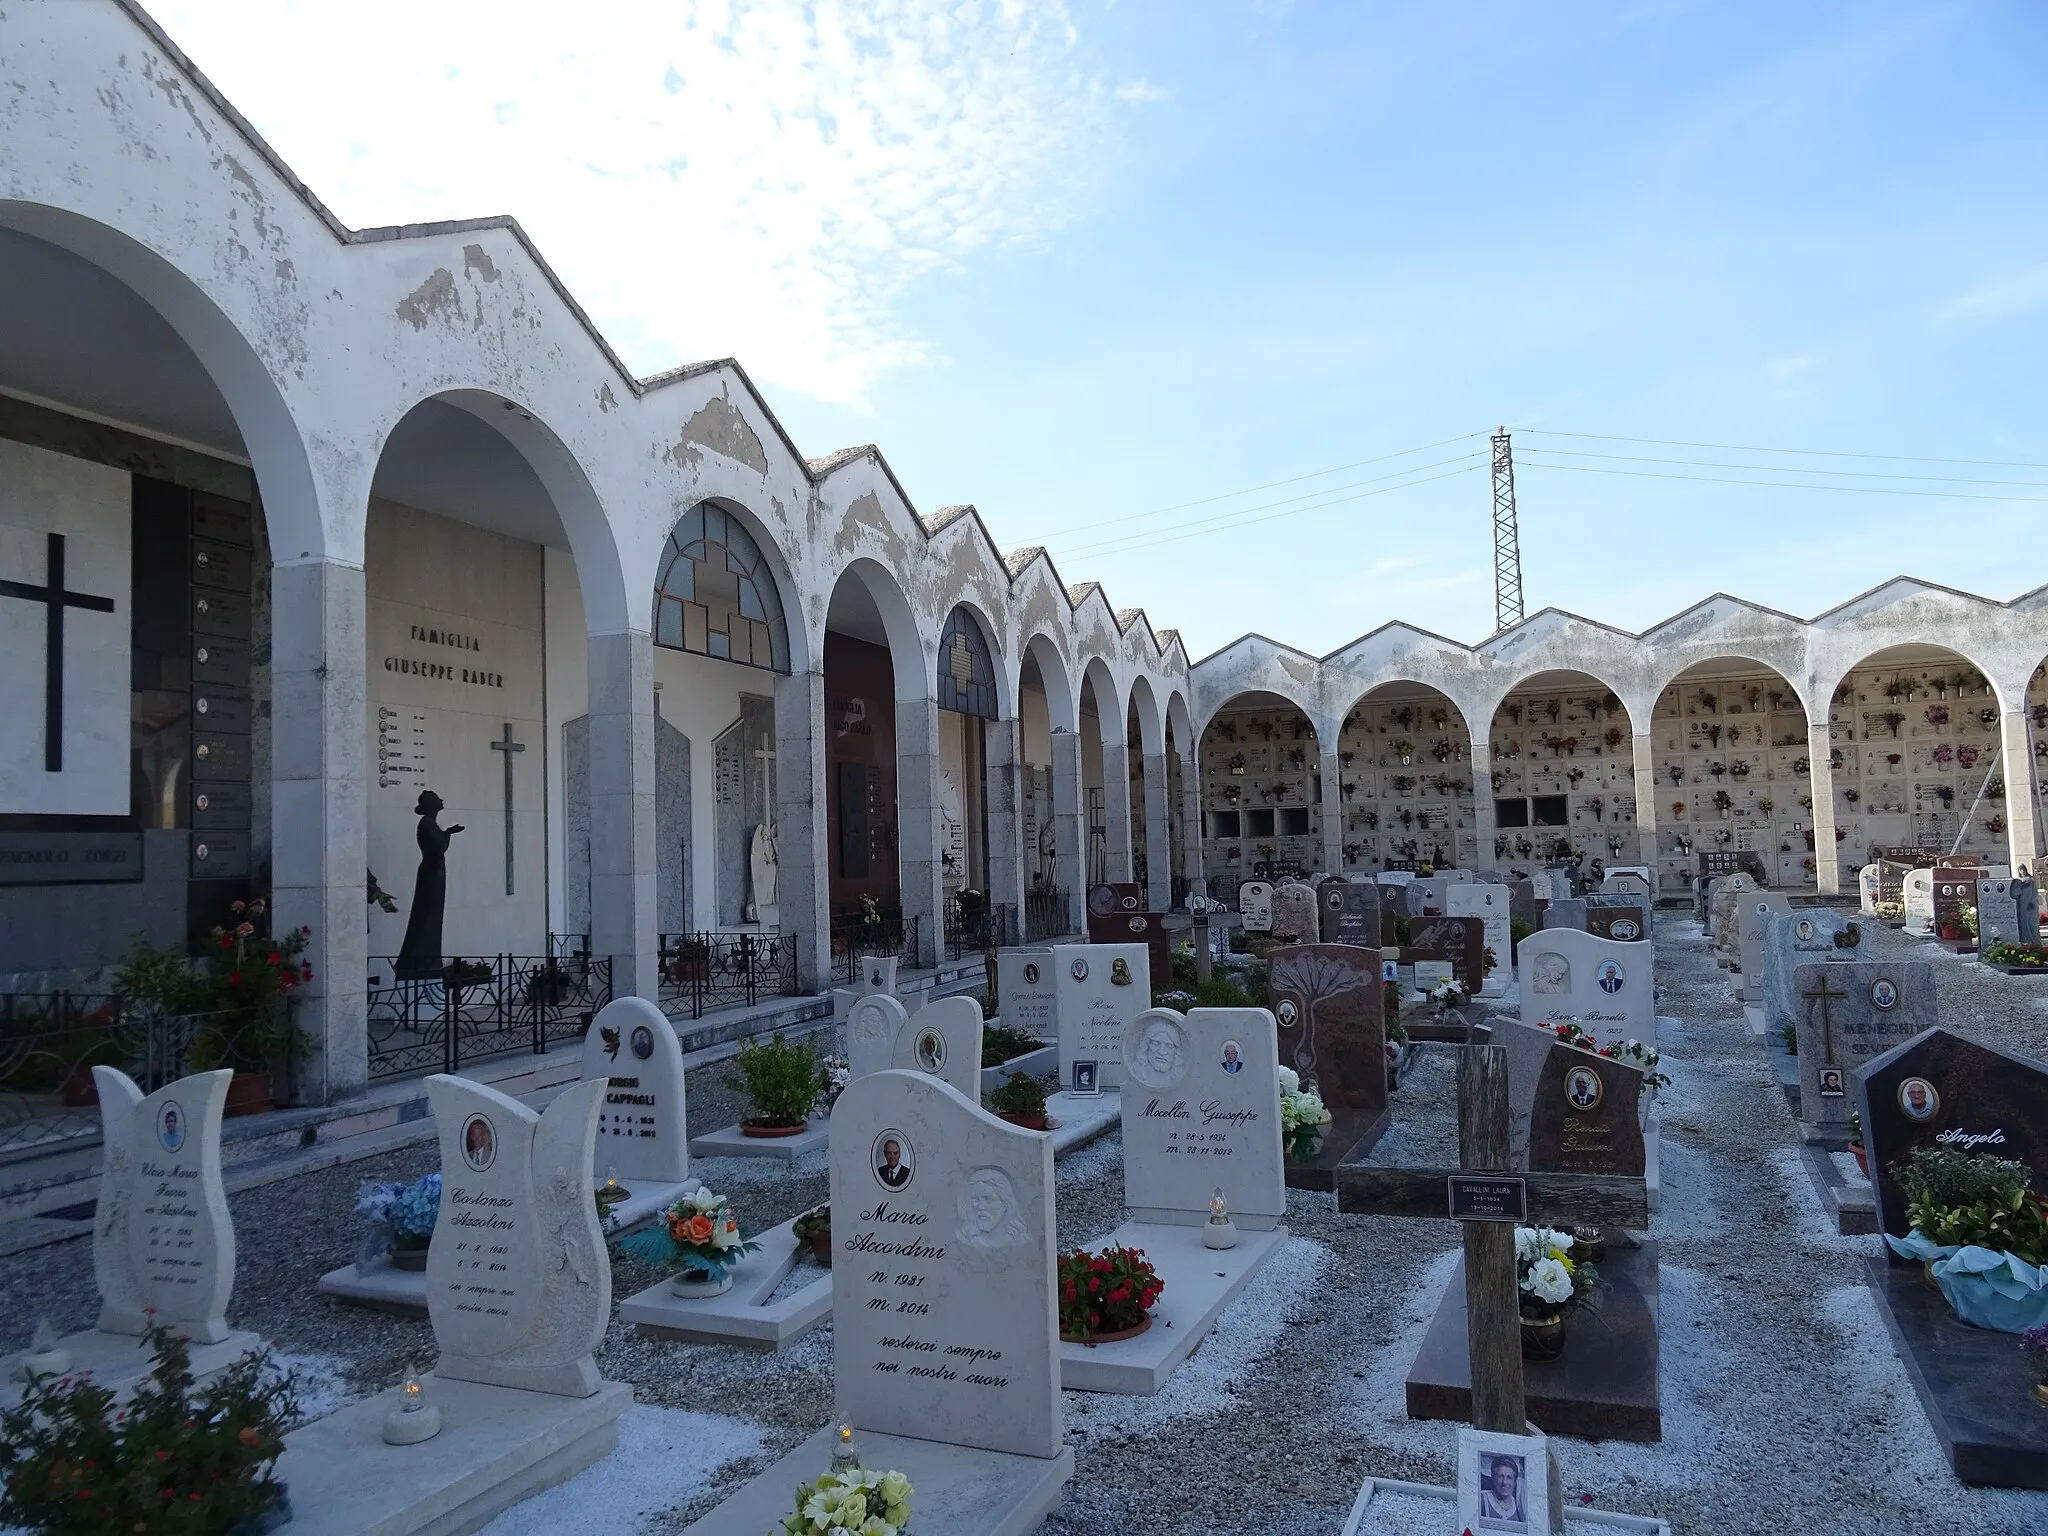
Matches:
[1793,960,1933,1130]
[1541,898,1589,932]
[1087,881,1169,982]
[1408,916,1486,993]
[1505,878,1539,932]
[1586,904,1648,944]
[1853,1026,2048,1241]
[1876,853,1936,906]
[1317,874,1380,947]
[1502,1018,1645,1176]
[1268,943,1388,1188]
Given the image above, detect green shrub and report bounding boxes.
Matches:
[731,1033,820,1126]
[981,1023,1045,1067]
[987,1071,1048,1116]
[1171,949,1199,986]
[1508,917,1533,961]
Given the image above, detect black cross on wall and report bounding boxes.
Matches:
[0,532,117,772]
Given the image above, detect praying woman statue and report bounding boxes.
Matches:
[394,789,463,980]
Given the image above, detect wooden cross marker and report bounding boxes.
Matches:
[1337,1043,1649,1433]
[1802,974,1848,1067]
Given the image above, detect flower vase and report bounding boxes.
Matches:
[1520,1312,1567,1361]
[672,1267,735,1299]
[388,1239,431,1272]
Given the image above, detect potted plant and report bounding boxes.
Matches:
[1887,1146,2048,1331]
[1057,1243,1164,1343]
[782,1463,913,1536]
[730,1033,821,1136]
[0,1323,296,1534]
[622,1187,763,1298]
[2022,1326,2048,1408]
[987,1071,1049,1130]
[1278,1065,1329,1160]
[356,1171,441,1270]
[792,1203,832,1268]
[1516,1225,1596,1360]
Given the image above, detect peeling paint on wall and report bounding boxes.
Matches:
[395,267,462,331]
[462,244,500,284]
[671,391,768,474]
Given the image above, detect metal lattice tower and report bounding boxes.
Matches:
[1491,426,1524,634]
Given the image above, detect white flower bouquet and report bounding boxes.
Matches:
[1427,978,1468,1013]
[1277,1065,1330,1159]
[781,1467,913,1536]
[818,1053,852,1110]
[1515,1225,1595,1319]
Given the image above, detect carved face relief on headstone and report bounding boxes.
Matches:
[847,993,911,1084]
[1515,928,1653,1048]
[1237,881,1274,933]
[1793,961,1934,1129]
[91,1067,236,1342]
[1530,951,1570,995]
[830,1070,1060,1458]
[1051,944,1148,1089]
[581,997,689,1184]
[426,1075,610,1397]
[1855,1027,2048,1240]
[997,948,1056,1040]
[1267,943,1386,1126]
[891,995,984,1101]
[1501,1019,1646,1176]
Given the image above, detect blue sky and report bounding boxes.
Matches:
[155,1,2048,658]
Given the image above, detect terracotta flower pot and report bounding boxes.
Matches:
[997,1111,1048,1131]
[1061,1313,1152,1346]
[223,1071,274,1118]
[1850,1142,1869,1178]
[740,1117,808,1139]
[1520,1312,1567,1361]
[808,1231,834,1267]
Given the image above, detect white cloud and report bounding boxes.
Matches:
[1115,78,1169,102]
[148,0,1104,407]
[1767,355,1815,382]
[1937,266,2048,326]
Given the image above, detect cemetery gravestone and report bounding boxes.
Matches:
[1119,1007,1285,1228]
[1540,897,1589,932]
[1446,883,1512,997]
[1901,868,1935,935]
[1586,903,1649,944]
[1515,927,1654,1049]
[1267,943,1389,1180]
[1709,873,1753,957]
[1089,882,1170,980]
[859,956,900,996]
[1737,892,1792,1002]
[1269,880,1320,944]
[1601,870,1653,902]
[1793,961,1934,1131]
[1236,880,1274,932]
[1932,868,1983,938]
[1855,1027,2048,1241]
[1318,874,1381,947]
[830,1069,1061,1457]
[1762,908,1864,1044]
[1977,877,2041,954]
[1409,915,1488,994]
[997,948,1056,1039]
[581,997,689,1184]
[1876,853,1936,907]
[1051,943,1149,1089]
[1858,864,1881,915]
[848,993,912,1083]
[1501,1018,1647,1177]
[892,995,985,1102]
[426,1074,611,1397]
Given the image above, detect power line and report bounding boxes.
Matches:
[1517,459,2048,504]
[1519,427,2048,472]
[1521,445,2048,489]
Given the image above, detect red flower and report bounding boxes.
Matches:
[266,951,282,965]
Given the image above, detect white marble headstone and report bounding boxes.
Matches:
[1051,943,1149,1089]
[996,948,1055,1039]
[830,1069,1060,1459]
[581,997,688,1184]
[1270,882,1319,944]
[1858,864,1881,915]
[92,1067,236,1342]
[1602,868,1654,900]
[859,957,900,996]
[1236,881,1274,933]
[1738,892,1792,1003]
[426,1075,610,1397]
[1119,1007,1284,1229]
[848,993,912,1083]
[1901,868,1935,935]
[1447,883,1512,997]
[892,995,985,1102]
[1515,927,1654,1048]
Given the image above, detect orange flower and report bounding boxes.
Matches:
[238,1427,260,1447]
[684,1213,716,1244]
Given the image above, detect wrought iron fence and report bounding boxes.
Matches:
[943,898,1016,961]
[830,910,920,985]
[1024,886,1070,943]
[548,933,592,964]
[657,931,802,1019]
[0,995,298,1160]
[366,954,612,1082]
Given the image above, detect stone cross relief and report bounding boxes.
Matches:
[746,733,777,920]
[490,722,525,896]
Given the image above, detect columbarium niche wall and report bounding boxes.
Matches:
[1649,666,1813,892]
[1335,686,1478,873]
[1487,675,1636,870]
[1199,697,1322,885]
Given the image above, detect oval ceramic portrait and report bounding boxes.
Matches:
[914,1028,945,1074]
[871,1129,915,1192]
[460,1113,497,1172]
[156,1099,187,1154]
[1070,957,1089,981]
[1897,1077,1940,1121]
[1276,999,1298,1027]
[1563,1065,1604,1112]
[1022,962,1040,985]
[1870,978,1899,1011]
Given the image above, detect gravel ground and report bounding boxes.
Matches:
[6,926,2048,1535]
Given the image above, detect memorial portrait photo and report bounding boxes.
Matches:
[462,1113,496,1172]
[872,1130,914,1190]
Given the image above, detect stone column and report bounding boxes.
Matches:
[1468,737,1495,867]
[896,694,945,968]
[270,557,367,1104]
[1101,740,1134,884]
[1142,751,1172,910]
[587,630,659,1000]
[1318,746,1344,877]
[1807,719,1840,895]
[1050,727,1085,935]
[1632,732,1659,870]
[774,670,830,992]
[1998,704,2041,875]
[1178,748,1206,901]
[985,716,1027,935]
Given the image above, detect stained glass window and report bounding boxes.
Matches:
[937,607,997,718]
[653,503,790,673]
